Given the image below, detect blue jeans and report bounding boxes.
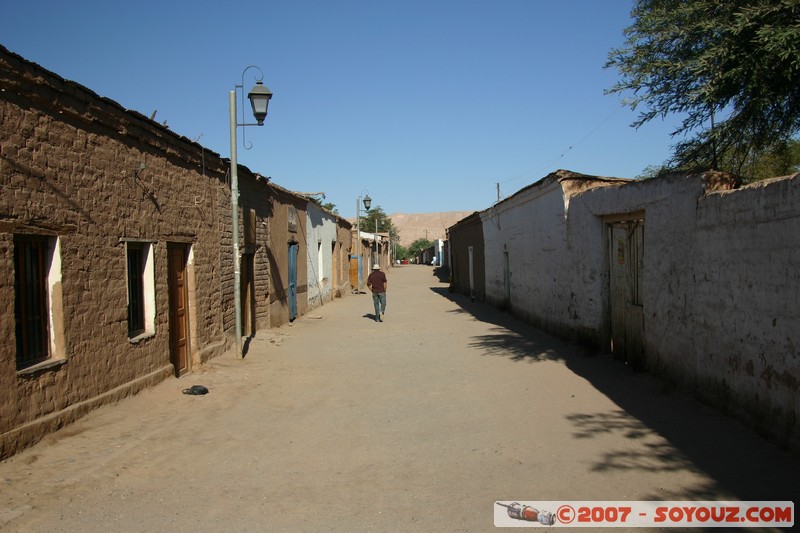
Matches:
[372,292,386,319]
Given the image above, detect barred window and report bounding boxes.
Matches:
[14,236,52,369]
[127,243,146,334]
[126,241,155,339]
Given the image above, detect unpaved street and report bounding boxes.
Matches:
[1,266,798,532]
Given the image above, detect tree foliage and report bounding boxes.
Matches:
[408,238,433,257]
[394,244,410,260]
[606,0,800,175]
[637,138,800,182]
[358,205,400,244]
[740,138,800,181]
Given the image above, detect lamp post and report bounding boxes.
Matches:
[374,217,380,268]
[356,192,371,291]
[230,66,273,358]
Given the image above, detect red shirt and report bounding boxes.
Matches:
[367,270,387,293]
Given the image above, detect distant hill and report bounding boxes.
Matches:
[388,211,474,247]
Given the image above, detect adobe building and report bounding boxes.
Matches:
[264,181,309,326]
[0,45,269,457]
[449,168,800,450]
[447,212,484,302]
[306,201,353,309]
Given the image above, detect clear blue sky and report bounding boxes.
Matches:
[3,0,686,219]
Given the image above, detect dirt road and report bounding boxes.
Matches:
[1,265,797,532]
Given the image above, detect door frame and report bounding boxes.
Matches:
[167,243,191,377]
[288,241,299,321]
[605,212,645,367]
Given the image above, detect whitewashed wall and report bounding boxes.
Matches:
[306,204,338,309]
[691,175,800,441]
[569,174,710,363]
[481,178,576,332]
[484,171,799,447]
[572,173,799,446]
[433,239,445,266]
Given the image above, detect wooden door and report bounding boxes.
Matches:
[167,245,190,377]
[349,255,358,291]
[241,253,255,337]
[608,220,645,367]
[288,243,298,321]
[503,250,511,309]
[468,245,475,301]
[332,242,338,291]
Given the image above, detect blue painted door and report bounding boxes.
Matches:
[288,243,298,321]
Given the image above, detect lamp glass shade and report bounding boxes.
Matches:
[248,81,273,125]
[363,195,372,211]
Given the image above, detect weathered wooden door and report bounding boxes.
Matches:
[503,250,511,309]
[288,243,299,321]
[468,245,475,301]
[349,255,359,291]
[241,253,255,337]
[167,244,190,377]
[608,220,644,367]
[331,242,338,290]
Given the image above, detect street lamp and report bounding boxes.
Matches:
[230,66,273,358]
[356,192,371,292]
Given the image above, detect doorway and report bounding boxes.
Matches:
[503,250,511,309]
[167,244,191,377]
[607,218,645,367]
[241,252,255,337]
[468,245,475,301]
[288,242,299,321]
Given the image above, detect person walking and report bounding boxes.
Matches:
[366,264,387,322]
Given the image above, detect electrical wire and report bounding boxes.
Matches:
[493,105,623,201]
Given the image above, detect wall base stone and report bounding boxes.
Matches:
[0,365,173,460]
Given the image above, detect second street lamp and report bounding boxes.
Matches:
[356,192,371,292]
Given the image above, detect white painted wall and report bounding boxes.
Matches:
[433,239,445,266]
[573,173,800,442]
[479,170,799,446]
[306,204,338,309]
[569,174,708,361]
[691,175,800,432]
[481,178,574,332]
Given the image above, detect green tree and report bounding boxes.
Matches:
[636,163,672,180]
[637,138,800,182]
[408,238,433,257]
[606,0,800,175]
[394,244,410,260]
[359,206,397,238]
[359,206,400,255]
[321,202,338,214]
[739,138,800,181]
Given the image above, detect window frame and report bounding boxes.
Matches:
[127,243,146,335]
[125,240,156,341]
[14,235,52,369]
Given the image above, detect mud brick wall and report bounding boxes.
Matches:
[0,47,241,457]
[335,219,353,298]
[236,173,273,335]
[266,183,308,327]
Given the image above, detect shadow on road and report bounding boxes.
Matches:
[430,285,800,505]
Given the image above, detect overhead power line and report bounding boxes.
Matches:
[493,105,623,202]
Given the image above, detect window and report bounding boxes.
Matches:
[126,241,155,338]
[318,242,324,284]
[127,244,146,333]
[14,235,63,370]
[14,236,51,368]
